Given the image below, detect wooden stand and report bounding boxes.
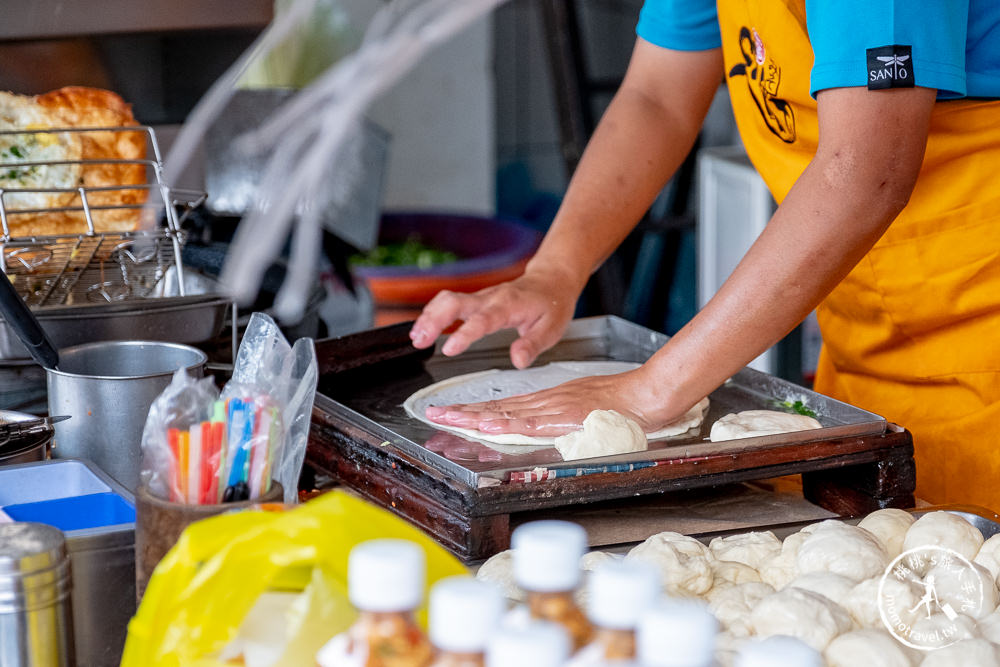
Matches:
[307,405,915,562]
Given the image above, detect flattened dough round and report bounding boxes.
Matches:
[405,361,709,446]
[710,410,821,442]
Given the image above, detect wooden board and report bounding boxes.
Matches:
[307,404,915,562]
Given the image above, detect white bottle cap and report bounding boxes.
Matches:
[511,520,587,592]
[348,539,425,612]
[734,636,822,667]
[429,576,505,653]
[637,599,718,667]
[486,622,570,667]
[587,560,661,630]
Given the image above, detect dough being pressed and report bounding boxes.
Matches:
[404,361,709,446]
[553,409,647,461]
[710,410,822,442]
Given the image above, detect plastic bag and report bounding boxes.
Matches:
[139,369,221,502]
[139,312,316,505]
[226,312,317,504]
[121,490,468,667]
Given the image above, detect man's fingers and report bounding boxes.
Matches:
[511,315,564,369]
[477,415,579,437]
[441,306,515,357]
[410,291,473,348]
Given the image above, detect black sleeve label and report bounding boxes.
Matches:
[867,45,915,90]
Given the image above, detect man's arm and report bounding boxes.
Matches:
[411,39,723,368]
[430,85,937,436]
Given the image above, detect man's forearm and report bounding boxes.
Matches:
[525,42,723,291]
[639,86,937,417]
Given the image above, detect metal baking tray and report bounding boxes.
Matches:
[319,316,887,486]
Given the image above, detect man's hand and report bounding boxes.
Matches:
[409,263,581,369]
[424,366,693,437]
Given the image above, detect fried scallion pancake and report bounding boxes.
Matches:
[2,87,147,237]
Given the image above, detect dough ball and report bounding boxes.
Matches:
[858,509,916,558]
[579,550,621,571]
[711,559,762,586]
[977,534,1000,561]
[713,631,745,667]
[707,581,775,638]
[709,410,822,442]
[709,531,782,570]
[553,410,647,461]
[903,512,984,562]
[796,522,889,583]
[975,535,1000,582]
[908,613,978,649]
[925,560,999,620]
[919,638,1000,667]
[846,576,921,630]
[476,549,522,602]
[824,629,915,667]
[757,530,808,590]
[788,572,857,610]
[574,551,623,609]
[977,609,1000,644]
[626,531,714,597]
[749,587,853,651]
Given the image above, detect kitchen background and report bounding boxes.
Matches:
[0,0,820,383]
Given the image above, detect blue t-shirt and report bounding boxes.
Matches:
[636,0,1000,99]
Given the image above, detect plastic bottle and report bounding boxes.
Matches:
[733,635,822,667]
[316,539,433,667]
[428,576,505,667]
[512,520,593,651]
[486,621,571,667]
[580,560,660,663]
[636,599,718,667]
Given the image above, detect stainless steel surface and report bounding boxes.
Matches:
[319,316,888,487]
[0,0,272,39]
[47,341,207,491]
[205,90,389,251]
[0,270,231,361]
[0,522,75,667]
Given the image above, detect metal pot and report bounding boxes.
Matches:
[0,410,53,465]
[47,341,208,491]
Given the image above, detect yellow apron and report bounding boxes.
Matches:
[716,0,1000,508]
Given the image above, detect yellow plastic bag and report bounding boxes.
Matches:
[122,490,468,667]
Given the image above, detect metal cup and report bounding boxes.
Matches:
[0,522,75,667]
[46,341,208,492]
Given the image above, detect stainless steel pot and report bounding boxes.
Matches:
[47,341,208,491]
[0,410,53,465]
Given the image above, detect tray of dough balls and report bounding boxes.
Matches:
[322,316,888,486]
[477,506,1000,665]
